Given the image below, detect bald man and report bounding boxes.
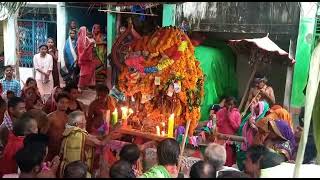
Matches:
[204,143,239,177]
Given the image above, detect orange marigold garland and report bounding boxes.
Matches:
[118,26,204,136]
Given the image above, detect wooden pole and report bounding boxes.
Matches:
[177,119,191,172]
[239,63,258,112]
[283,39,295,110]
[241,90,261,117]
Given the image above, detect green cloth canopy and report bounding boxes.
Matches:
[194,41,238,122]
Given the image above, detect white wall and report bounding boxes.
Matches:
[0,21,3,53]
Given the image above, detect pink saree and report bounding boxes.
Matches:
[241,101,266,151]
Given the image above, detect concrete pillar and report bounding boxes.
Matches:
[56,2,66,65]
[107,11,116,55]
[162,4,176,27]
[56,2,66,86]
[3,12,18,66]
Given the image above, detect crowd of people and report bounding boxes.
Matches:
[206,75,319,177]
[0,61,317,178]
[0,19,317,178]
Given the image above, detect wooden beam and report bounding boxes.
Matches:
[98,9,158,16]
[283,39,295,110]
[239,63,258,112]
[215,132,245,142]
[116,128,167,142]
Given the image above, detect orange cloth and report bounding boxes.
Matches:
[254,105,293,145]
[268,106,293,130]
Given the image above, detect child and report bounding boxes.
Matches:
[119,143,142,176]
[6,90,15,100]
[110,160,136,178]
[210,95,227,120]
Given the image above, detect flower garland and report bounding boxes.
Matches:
[118,26,204,137]
[124,39,189,74]
[125,57,175,74]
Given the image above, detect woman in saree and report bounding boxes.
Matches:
[236,100,269,170]
[216,96,241,167]
[43,87,62,114]
[266,105,293,131]
[47,38,60,87]
[92,24,112,89]
[92,24,107,65]
[254,118,297,161]
[77,26,97,89]
[61,30,78,83]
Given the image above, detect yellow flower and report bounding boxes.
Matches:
[178,41,188,52]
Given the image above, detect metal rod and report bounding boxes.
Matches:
[98,9,158,16]
[61,5,102,9]
[18,19,56,24]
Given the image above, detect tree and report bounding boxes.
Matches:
[0,2,27,80]
[0,2,26,16]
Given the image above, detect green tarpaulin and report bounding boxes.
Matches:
[194,41,238,121]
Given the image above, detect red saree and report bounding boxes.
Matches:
[77,26,97,88]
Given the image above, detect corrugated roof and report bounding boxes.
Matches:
[67,2,165,8]
[228,36,295,65]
